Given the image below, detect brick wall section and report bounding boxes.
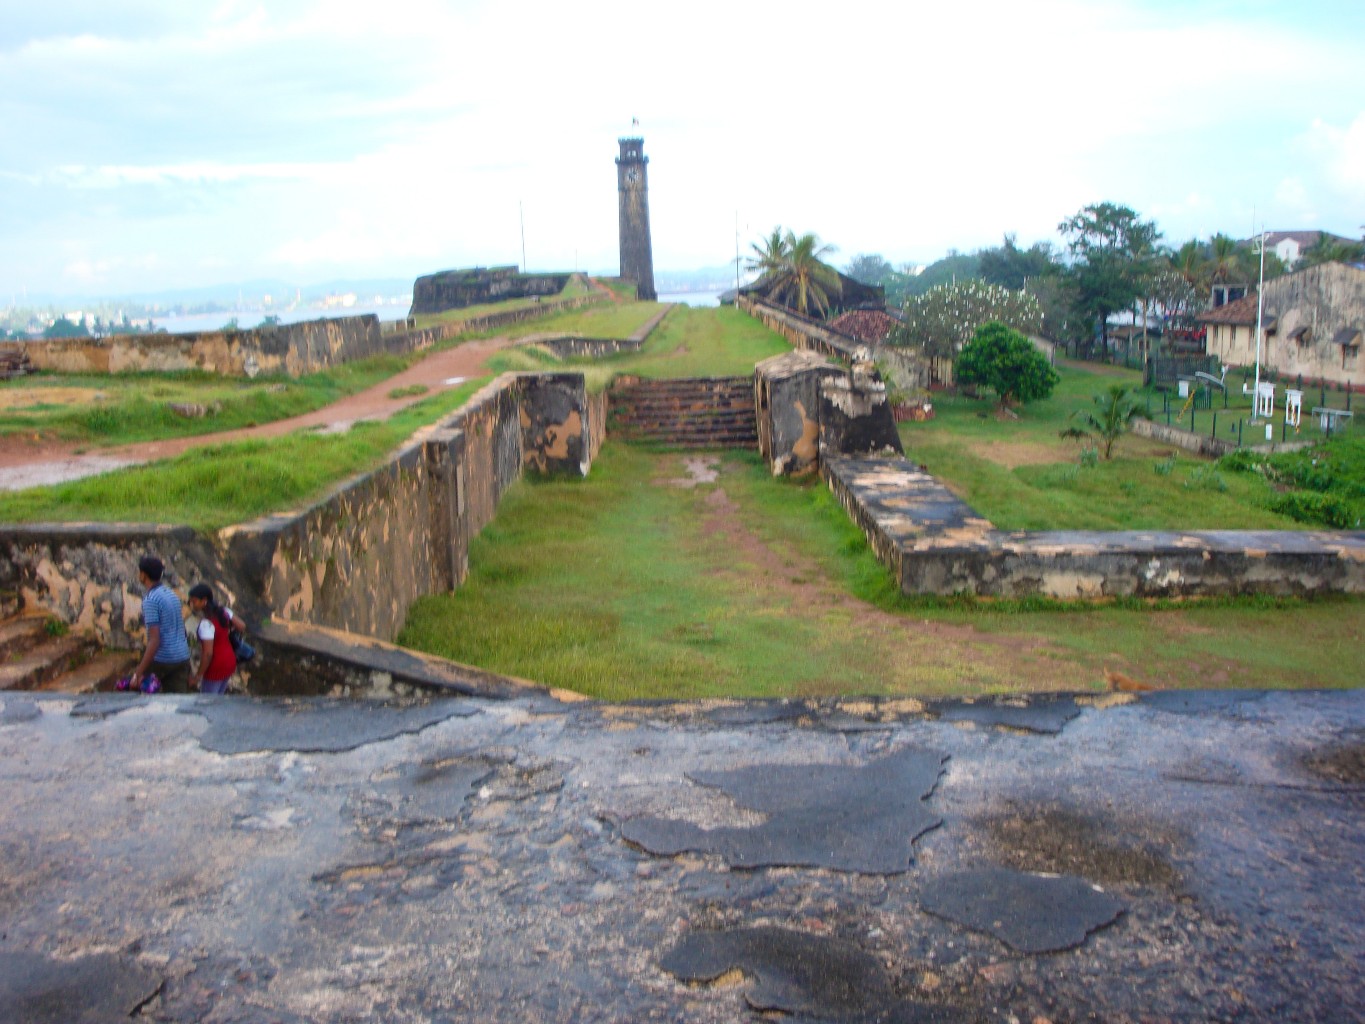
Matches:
[608,377,758,447]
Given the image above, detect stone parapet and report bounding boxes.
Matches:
[823,455,1365,599]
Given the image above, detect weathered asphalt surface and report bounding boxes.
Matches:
[1,688,1363,1023]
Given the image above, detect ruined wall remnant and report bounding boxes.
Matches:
[754,351,844,475]
[520,374,596,475]
[409,267,572,316]
[754,351,903,475]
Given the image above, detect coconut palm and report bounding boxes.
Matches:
[1170,239,1206,288]
[760,231,842,317]
[1300,233,1365,268]
[745,227,790,279]
[1069,384,1140,459]
[1208,234,1244,284]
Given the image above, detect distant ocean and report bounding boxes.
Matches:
[154,301,411,335]
[657,289,725,307]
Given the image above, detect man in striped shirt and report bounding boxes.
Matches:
[130,555,192,694]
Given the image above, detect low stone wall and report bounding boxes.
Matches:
[452,292,608,335]
[737,295,863,362]
[823,455,1365,599]
[1132,417,1316,458]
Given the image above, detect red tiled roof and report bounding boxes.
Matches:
[1197,292,1258,325]
[830,308,898,343]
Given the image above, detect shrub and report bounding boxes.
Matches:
[953,321,1059,408]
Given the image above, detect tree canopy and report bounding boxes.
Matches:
[1058,202,1162,343]
[1300,232,1365,268]
[890,280,1043,360]
[845,253,894,286]
[978,234,1060,290]
[954,321,1059,408]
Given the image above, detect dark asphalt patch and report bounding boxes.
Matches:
[0,697,41,725]
[0,951,162,1024]
[1142,690,1265,716]
[1301,732,1365,785]
[919,867,1125,953]
[622,745,947,873]
[935,695,1081,734]
[660,926,964,1023]
[181,696,478,754]
[69,694,150,719]
[982,803,1182,887]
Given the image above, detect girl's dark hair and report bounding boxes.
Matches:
[189,583,229,627]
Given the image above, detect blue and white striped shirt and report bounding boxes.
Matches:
[143,584,190,665]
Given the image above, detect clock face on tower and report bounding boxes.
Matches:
[625,168,639,185]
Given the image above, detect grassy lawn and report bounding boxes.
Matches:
[0,354,422,447]
[488,304,791,391]
[898,360,1354,530]
[0,378,489,530]
[399,444,1365,699]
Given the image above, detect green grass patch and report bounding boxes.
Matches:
[387,384,429,400]
[0,378,490,530]
[486,305,790,392]
[0,354,420,447]
[398,443,1365,698]
[899,361,1321,530]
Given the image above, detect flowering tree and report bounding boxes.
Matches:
[889,280,1043,361]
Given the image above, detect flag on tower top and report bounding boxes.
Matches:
[631,116,639,127]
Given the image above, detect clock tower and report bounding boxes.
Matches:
[616,137,656,301]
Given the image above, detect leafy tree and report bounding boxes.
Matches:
[1058,202,1161,344]
[1299,232,1365,268]
[1145,269,1200,333]
[1207,233,1244,284]
[845,253,894,286]
[749,229,842,317]
[891,280,1043,361]
[221,317,240,332]
[43,317,89,339]
[954,320,1059,409]
[979,234,1060,289]
[1067,384,1140,459]
[258,314,282,327]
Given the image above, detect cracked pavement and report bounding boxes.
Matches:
[1,688,1363,1023]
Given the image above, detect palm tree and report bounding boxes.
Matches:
[1069,384,1140,459]
[1171,239,1206,288]
[1208,234,1243,284]
[760,230,842,317]
[1300,232,1365,268]
[745,227,790,280]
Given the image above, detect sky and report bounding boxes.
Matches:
[2,0,1363,300]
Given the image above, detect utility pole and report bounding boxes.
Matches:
[1252,224,1266,421]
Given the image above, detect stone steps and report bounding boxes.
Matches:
[609,376,758,448]
[0,614,133,693]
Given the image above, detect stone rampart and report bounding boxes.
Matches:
[823,455,1365,599]
[222,372,596,643]
[6,315,455,379]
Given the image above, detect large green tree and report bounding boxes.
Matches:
[1058,202,1161,344]
[954,320,1059,409]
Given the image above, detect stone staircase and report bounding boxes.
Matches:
[0,612,138,694]
[608,376,758,448]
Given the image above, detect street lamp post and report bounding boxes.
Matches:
[1252,228,1266,422]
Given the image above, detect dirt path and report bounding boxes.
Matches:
[660,454,1101,695]
[0,336,517,490]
